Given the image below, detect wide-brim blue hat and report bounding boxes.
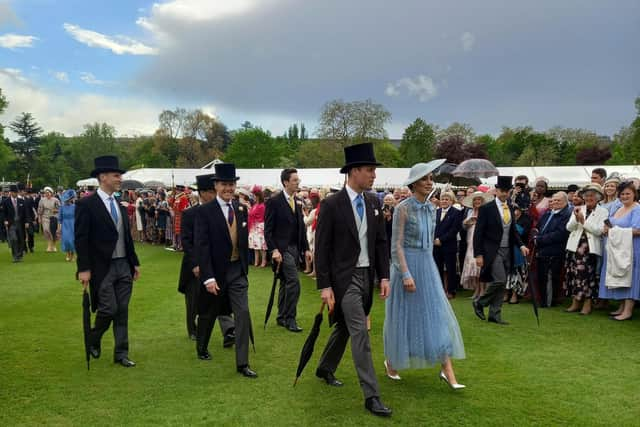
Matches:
[90,155,126,178]
[61,189,77,202]
[340,142,383,174]
[403,159,447,186]
[213,163,240,182]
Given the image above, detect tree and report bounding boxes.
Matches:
[224,127,287,168]
[373,140,402,168]
[437,122,475,145]
[435,135,468,164]
[300,123,308,140]
[295,140,343,168]
[0,89,13,175]
[399,118,436,166]
[159,108,187,139]
[317,99,391,145]
[81,122,117,154]
[576,145,612,165]
[513,132,558,166]
[8,112,43,179]
[0,88,7,143]
[609,97,640,165]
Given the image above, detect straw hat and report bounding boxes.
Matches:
[462,191,494,208]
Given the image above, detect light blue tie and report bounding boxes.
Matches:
[355,194,364,221]
[108,197,118,224]
[540,212,555,233]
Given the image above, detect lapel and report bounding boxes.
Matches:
[365,193,376,248]
[281,192,295,219]
[436,208,442,226]
[338,189,359,242]
[91,193,117,233]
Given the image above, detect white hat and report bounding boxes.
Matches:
[43,186,54,194]
[462,191,494,208]
[403,159,447,187]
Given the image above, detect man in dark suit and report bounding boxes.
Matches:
[264,168,311,332]
[534,191,571,307]
[1,183,31,262]
[194,163,256,378]
[315,143,392,417]
[22,186,37,253]
[473,176,529,325]
[75,156,141,367]
[178,173,235,345]
[434,191,463,298]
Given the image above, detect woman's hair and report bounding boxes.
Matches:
[254,190,264,203]
[617,180,638,200]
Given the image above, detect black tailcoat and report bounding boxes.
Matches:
[264,191,309,259]
[314,189,389,322]
[75,193,140,312]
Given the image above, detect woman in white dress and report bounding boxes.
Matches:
[460,191,493,300]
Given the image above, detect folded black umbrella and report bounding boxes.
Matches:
[264,262,282,329]
[293,303,329,386]
[82,288,92,370]
[526,242,541,327]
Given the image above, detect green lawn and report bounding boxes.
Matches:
[1,236,639,426]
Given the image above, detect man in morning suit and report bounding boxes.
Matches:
[315,143,392,417]
[264,168,312,332]
[178,173,235,345]
[22,186,37,253]
[473,176,529,325]
[433,191,463,298]
[1,183,31,262]
[194,163,257,378]
[75,156,141,367]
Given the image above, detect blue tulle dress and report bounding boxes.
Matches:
[383,197,465,370]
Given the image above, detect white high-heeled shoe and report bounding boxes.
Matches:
[439,371,465,390]
[384,360,401,381]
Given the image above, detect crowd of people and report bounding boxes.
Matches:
[2,152,639,418]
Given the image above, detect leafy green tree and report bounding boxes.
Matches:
[373,140,401,167]
[513,132,558,166]
[225,127,287,168]
[295,140,343,168]
[0,89,13,176]
[436,122,475,144]
[399,118,436,166]
[317,99,391,145]
[609,97,640,165]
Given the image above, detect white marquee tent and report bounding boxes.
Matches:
[77,164,640,190]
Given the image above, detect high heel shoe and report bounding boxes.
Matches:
[384,360,401,381]
[439,371,465,390]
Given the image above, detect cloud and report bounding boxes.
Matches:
[63,23,157,55]
[0,68,160,137]
[0,33,38,49]
[51,71,69,83]
[79,72,107,86]
[385,75,439,102]
[461,31,476,52]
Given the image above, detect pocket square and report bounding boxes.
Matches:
[242,221,247,228]
[374,209,379,216]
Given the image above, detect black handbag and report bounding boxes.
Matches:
[49,216,58,235]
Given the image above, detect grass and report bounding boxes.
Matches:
[1,235,639,426]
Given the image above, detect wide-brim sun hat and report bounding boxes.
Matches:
[578,183,604,198]
[403,159,447,187]
[462,191,494,208]
[43,186,54,194]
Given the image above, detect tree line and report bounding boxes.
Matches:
[1,88,639,188]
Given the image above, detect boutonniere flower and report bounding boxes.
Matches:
[238,206,244,212]
[374,209,379,216]
[296,200,303,206]
[242,221,247,228]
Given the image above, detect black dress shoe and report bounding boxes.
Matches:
[287,322,303,333]
[237,366,258,378]
[223,332,235,348]
[115,358,136,367]
[315,370,343,387]
[276,319,286,327]
[365,397,392,417]
[88,345,101,359]
[472,301,486,321]
[488,317,509,325]
[197,350,212,360]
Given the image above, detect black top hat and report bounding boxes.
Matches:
[196,174,217,191]
[17,183,25,191]
[90,155,126,178]
[213,163,240,182]
[9,184,18,192]
[340,142,382,174]
[495,176,513,190]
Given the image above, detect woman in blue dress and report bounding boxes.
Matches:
[599,181,640,321]
[383,161,466,389]
[58,189,76,262]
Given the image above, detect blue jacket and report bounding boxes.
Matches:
[535,206,571,257]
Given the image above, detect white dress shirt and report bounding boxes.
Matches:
[97,188,120,223]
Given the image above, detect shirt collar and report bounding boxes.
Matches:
[217,195,232,207]
[97,188,113,201]
[345,185,361,202]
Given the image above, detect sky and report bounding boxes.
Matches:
[1,0,639,139]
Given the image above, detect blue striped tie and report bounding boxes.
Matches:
[108,197,118,223]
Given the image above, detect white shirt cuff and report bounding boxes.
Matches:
[204,278,216,285]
